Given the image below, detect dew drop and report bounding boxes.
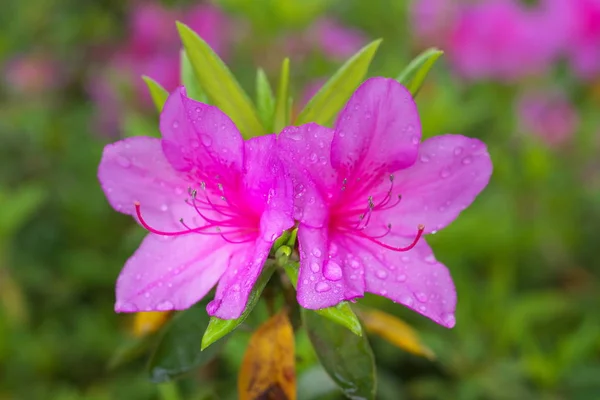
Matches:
[375,270,388,279]
[420,154,430,163]
[462,156,473,165]
[175,186,184,195]
[396,273,407,282]
[232,283,241,292]
[303,279,309,285]
[172,121,179,129]
[453,147,463,156]
[310,262,320,273]
[442,313,456,327]
[411,135,420,144]
[415,292,429,303]
[439,168,451,178]
[339,131,346,138]
[323,261,343,281]
[191,140,200,148]
[401,255,410,263]
[312,248,322,257]
[329,243,338,256]
[424,254,436,264]
[160,204,168,212]
[116,156,131,168]
[135,273,142,281]
[195,107,201,113]
[156,301,174,311]
[144,292,150,299]
[116,302,138,312]
[401,295,415,307]
[315,282,331,292]
[350,259,360,269]
[309,152,318,163]
[380,289,388,296]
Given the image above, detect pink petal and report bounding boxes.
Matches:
[97,136,194,232]
[331,77,421,177]
[375,134,492,235]
[296,225,365,309]
[207,238,273,319]
[115,234,233,312]
[160,87,244,177]
[277,123,338,226]
[360,236,457,328]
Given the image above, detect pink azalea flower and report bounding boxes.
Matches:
[559,0,600,79]
[517,89,579,147]
[409,0,460,48]
[98,88,294,318]
[448,0,556,81]
[311,18,368,61]
[277,78,492,327]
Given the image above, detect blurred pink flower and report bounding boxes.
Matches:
[98,88,294,318]
[409,0,460,47]
[4,53,62,95]
[310,18,368,60]
[448,0,557,81]
[517,89,579,147]
[560,0,600,79]
[277,78,492,328]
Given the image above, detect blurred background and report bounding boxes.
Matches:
[1,0,600,399]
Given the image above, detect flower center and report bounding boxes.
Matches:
[332,173,424,252]
[134,182,258,244]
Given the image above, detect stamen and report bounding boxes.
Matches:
[134,202,209,236]
[215,227,254,244]
[352,224,425,252]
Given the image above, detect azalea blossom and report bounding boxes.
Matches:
[277,77,492,327]
[98,87,294,318]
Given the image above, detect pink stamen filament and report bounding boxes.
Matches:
[134,202,210,236]
[350,224,425,252]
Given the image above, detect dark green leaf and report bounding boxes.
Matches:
[273,58,290,133]
[107,336,153,370]
[142,76,169,112]
[180,49,208,103]
[255,68,275,132]
[176,22,264,138]
[396,48,443,97]
[201,264,275,350]
[303,310,376,400]
[148,302,222,382]
[295,39,382,126]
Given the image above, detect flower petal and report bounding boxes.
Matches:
[296,225,365,310]
[375,134,492,235]
[115,234,232,312]
[207,238,273,319]
[277,123,338,226]
[359,236,456,328]
[98,136,194,231]
[160,87,244,177]
[331,77,421,177]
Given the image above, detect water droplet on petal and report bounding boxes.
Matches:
[396,273,407,282]
[312,248,322,257]
[401,256,410,263]
[310,262,320,273]
[309,153,318,163]
[462,156,473,165]
[116,302,138,312]
[315,282,331,292]
[160,204,168,212]
[454,147,463,156]
[350,260,360,269]
[144,292,150,299]
[439,168,451,179]
[172,121,179,129]
[323,261,342,281]
[175,186,184,195]
[420,154,430,163]
[442,313,456,327]
[424,254,436,264]
[401,295,415,307]
[201,135,212,146]
[376,270,388,279]
[116,156,131,168]
[380,289,387,296]
[156,301,173,311]
[135,273,142,281]
[415,292,429,303]
[411,135,420,144]
[231,283,241,292]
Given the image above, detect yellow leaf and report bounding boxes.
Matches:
[357,308,435,360]
[132,311,171,338]
[239,311,296,400]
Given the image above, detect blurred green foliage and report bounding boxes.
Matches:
[1,0,600,399]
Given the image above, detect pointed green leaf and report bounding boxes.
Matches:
[176,22,265,138]
[283,263,362,336]
[273,58,290,133]
[148,302,222,382]
[295,39,382,126]
[303,309,376,400]
[180,49,208,103]
[255,68,275,132]
[201,265,275,350]
[396,48,443,97]
[142,76,169,113]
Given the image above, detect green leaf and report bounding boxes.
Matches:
[0,184,46,238]
[295,39,382,126]
[396,48,443,97]
[107,336,153,370]
[201,265,275,350]
[255,68,275,132]
[283,263,362,336]
[273,58,290,133]
[142,76,169,113]
[180,49,208,103]
[148,302,222,382]
[176,22,265,138]
[303,309,376,400]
